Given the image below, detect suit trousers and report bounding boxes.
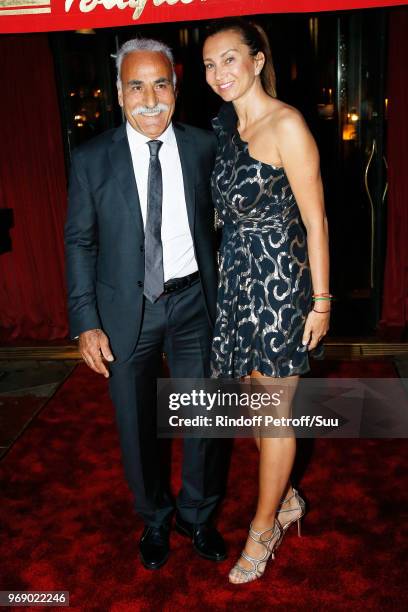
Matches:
[109,278,225,527]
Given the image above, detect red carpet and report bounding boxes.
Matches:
[1,360,407,611]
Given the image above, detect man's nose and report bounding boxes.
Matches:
[144,86,158,108]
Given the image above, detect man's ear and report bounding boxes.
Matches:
[117,86,124,108]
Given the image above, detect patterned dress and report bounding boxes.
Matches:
[211,103,323,379]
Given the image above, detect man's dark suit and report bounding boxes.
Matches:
[65,121,225,527]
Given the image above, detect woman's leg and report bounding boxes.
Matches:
[229,372,299,583]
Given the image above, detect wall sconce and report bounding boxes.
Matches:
[347,111,359,122]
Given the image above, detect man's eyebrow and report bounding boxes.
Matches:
[154,77,171,84]
[126,78,171,86]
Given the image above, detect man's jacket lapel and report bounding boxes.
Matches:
[173,122,196,237]
[108,123,144,238]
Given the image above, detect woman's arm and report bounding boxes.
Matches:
[275,109,330,350]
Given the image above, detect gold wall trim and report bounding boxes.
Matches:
[0,0,50,7]
[0,8,51,15]
[0,342,407,361]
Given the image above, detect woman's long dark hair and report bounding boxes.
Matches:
[205,18,277,98]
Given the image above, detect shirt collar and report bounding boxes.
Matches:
[126,121,176,149]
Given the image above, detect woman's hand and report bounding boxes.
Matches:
[302,309,330,351]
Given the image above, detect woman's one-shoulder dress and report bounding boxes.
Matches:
[211,104,323,379]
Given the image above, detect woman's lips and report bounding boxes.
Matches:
[218,82,234,91]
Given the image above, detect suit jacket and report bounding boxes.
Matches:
[65,122,218,362]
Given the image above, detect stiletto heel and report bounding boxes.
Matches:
[276,487,306,546]
[229,520,283,584]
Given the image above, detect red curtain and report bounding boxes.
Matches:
[0,34,68,340]
[380,7,408,337]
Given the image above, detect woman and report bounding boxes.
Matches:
[203,19,331,584]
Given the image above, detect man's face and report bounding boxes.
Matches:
[118,50,176,139]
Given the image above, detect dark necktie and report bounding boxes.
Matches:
[144,139,164,303]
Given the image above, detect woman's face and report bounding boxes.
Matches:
[203,30,262,102]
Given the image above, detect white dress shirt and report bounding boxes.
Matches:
[126,122,198,282]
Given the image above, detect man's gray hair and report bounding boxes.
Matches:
[115,38,176,88]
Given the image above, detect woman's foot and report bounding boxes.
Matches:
[229,520,283,584]
[276,487,306,536]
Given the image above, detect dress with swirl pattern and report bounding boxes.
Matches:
[211,103,323,378]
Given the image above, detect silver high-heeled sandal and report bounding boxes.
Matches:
[229,520,283,584]
[276,487,306,537]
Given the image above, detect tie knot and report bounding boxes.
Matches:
[147,140,163,157]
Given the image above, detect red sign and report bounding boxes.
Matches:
[0,0,406,34]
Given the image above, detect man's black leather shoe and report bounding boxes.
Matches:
[175,514,227,562]
[139,524,170,570]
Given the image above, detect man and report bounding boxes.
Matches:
[65,38,226,570]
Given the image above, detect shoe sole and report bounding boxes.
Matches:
[174,523,227,562]
[139,551,169,570]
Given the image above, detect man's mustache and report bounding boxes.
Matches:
[131,103,170,117]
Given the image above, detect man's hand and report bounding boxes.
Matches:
[79,329,114,378]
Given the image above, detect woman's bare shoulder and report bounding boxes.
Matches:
[271,103,309,136]
[254,101,307,143]
[267,100,308,134]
